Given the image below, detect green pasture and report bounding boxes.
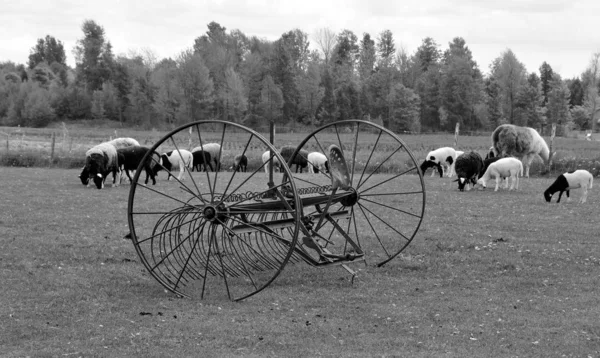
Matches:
[1,167,599,357]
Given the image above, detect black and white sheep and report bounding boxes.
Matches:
[544,169,593,204]
[153,149,193,181]
[117,146,159,185]
[491,124,551,178]
[307,152,329,174]
[420,147,458,178]
[191,150,213,172]
[233,154,248,172]
[477,157,523,191]
[262,150,281,174]
[280,145,309,173]
[453,151,484,191]
[192,143,221,171]
[79,142,120,189]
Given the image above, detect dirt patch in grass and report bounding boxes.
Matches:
[1,167,599,357]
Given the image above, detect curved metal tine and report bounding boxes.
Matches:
[192,124,214,203]
[171,214,204,289]
[135,213,205,246]
[356,130,383,188]
[166,135,204,202]
[360,196,423,219]
[358,166,419,194]
[356,146,404,192]
[149,214,207,274]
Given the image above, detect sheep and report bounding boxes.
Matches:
[491,124,551,178]
[116,146,159,185]
[307,152,329,174]
[262,150,281,174]
[233,154,248,172]
[543,170,593,204]
[420,147,458,178]
[192,143,221,171]
[79,142,120,189]
[453,151,484,191]
[280,145,309,173]
[477,157,523,191]
[479,156,502,179]
[191,150,213,172]
[153,149,193,181]
[485,146,495,160]
[107,137,140,149]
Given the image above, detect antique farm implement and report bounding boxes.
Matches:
[127,120,426,301]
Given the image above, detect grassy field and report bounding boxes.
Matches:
[2,167,599,357]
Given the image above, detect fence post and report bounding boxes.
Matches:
[453,123,460,148]
[548,124,557,174]
[50,132,56,163]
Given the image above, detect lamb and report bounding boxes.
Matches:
[307,152,329,174]
[420,147,458,178]
[192,143,221,171]
[453,151,484,191]
[543,170,593,204]
[191,150,213,172]
[477,157,523,191]
[233,154,248,172]
[262,150,281,174]
[153,149,193,181]
[280,145,309,173]
[79,142,120,189]
[491,124,551,178]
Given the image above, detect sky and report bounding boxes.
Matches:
[1,0,599,79]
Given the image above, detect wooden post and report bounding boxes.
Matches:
[50,132,56,162]
[453,122,460,148]
[548,124,557,173]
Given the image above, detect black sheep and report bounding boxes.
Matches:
[454,151,484,191]
[280,145,309,173]
[117,146,159,185]
[192,150,213,172]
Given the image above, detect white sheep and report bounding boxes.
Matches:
[153,149,193,181]
[477,157,523,191]
[544,169,593,204]
[420,147,458,178]
[192,143,221,171]
[262,150,281,174]
[307,152,329,174]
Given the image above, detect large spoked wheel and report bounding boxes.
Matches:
[127,120,301,301]
[283,120,426,267]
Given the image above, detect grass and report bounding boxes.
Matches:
[2,167,599,357]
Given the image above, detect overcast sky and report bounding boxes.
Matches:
[2,0,599,79]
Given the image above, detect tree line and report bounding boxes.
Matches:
[0,20,599,135]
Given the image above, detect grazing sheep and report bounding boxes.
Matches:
[79,142,120,189]
[420,147,458,178]
[192,143,221,171]
[192,150,213,172]
[233,154,248,172]
[477,157,523,191]
[454,151,484,191]
[544,170,593,204]
[262,150,281,174]
[153,149,193,181]
[280,145,309,173]
[491,124,551,178]
[117,146,159,185]
[307,152,329,174]
[479,156,502,179]
[107,137,140,149]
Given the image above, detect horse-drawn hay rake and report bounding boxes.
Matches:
[127,120,426,301]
